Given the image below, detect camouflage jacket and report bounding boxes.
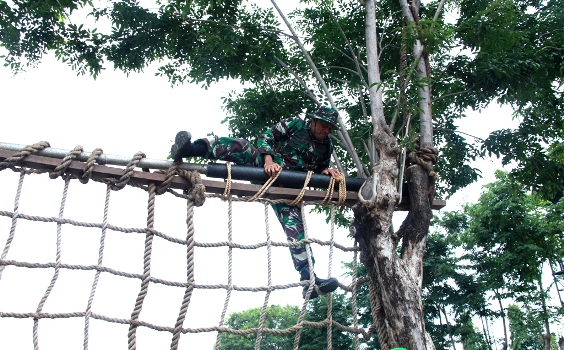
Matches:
[257,117,333,173]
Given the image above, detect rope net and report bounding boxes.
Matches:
[0,143,376,350]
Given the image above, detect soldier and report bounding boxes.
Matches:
[170,106,342,299]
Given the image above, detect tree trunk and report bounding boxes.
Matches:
[537,276,552,350]
[494,290,508,350]
[439,306,456,350]
[481,316,493,348]
[352,162,434,349]
[351,1,436,349]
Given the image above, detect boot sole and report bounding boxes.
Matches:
[171,131,192,161]
[302,278,339,299]
[317,278,339,293]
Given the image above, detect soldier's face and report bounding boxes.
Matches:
[311,119,333,140]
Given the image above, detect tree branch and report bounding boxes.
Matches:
[273,55,320,104]
[365,0,388,136]
[433,128,485,142]
[321,1,369,91]
[432,86,476,102]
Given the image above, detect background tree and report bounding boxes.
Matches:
[441,172,564,349]
[507,304,545,350]
[218,304,300,350]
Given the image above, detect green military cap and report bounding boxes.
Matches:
[308,106,340,129]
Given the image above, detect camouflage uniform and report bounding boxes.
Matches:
[198,117,333,271]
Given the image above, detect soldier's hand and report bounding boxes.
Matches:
[322,168,342,179]
[263,155,282,177]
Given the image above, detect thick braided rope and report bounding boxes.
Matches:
[351,242,361,349]
[0,141,50,170]
[407,138,439,202]
[336,174,347,206]
[222,162,232,200]
[128,182,156,350]
[112,152,146,191]
[326,206,336,349]
[321,174,347,206]
[254,203,274,350]
[170,170,204,349]
[321,176,337,205]
[156,161,179,195]
[176,169,206,207]
[214,194,234,349]
[407,146,439,181]
[246,171,281,202]
[294,202,317,349]
[370,280,390,349]
[33,176,70,350]
[50,145,84,179]
[0,171,25,281]
[84,184,111,350]
[289,170,313,206]
[80,148,103,184]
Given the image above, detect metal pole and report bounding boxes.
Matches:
[0,142,366,191]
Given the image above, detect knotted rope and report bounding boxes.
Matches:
[111,152,146,191]
[246,170,281,202]
[321,174,347,206]
[0,141,51,175]
[289,170,313,206]
[406,137,439,201]
[222,162,232,201]
[50,145,84,179]
[80,148,103,184]
[177,168,206,207]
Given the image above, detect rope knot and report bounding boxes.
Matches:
[406,136,439,201]
[111,152,146,191]
[178,169,206,206]
[50,145,83,179]
[321,173,347,206]
[0,141,51,171]
[407,146,439,181]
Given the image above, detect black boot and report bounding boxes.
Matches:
[170,132,208,161]
[299,265,339,299]
[170,131,192,161]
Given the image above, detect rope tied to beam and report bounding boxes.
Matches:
[289,171,313,206]
[80,148,103,184]
[245,170,281,202]
[177,168,206,207]
[406,136,439,201]
[111,152,146,191]
[0,141,50,172]
[321,174,347,206]
[50,145,83,179]
[222,162,232,201]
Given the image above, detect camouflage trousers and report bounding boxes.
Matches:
[199,136,313,271]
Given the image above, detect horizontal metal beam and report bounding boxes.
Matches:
[0,142,365,191]
[0,142,447,210]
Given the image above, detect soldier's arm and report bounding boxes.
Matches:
[257,117,301,155]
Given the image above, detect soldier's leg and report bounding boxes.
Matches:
[199,136,262,167]
[270,203,310,271]
[270,203,339,299]
[171,132,262,167]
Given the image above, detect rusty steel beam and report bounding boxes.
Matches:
[0,143,446,210]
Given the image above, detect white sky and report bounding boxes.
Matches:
[1,2,560,349]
